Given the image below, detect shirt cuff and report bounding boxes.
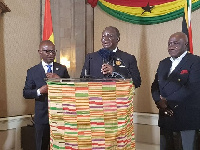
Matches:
[37,89,41,96]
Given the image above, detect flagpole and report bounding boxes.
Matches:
[187,0,193,54]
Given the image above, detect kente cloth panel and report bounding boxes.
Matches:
[47,80,135,150]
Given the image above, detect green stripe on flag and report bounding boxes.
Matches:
[98,0,200,25]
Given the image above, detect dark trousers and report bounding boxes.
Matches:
[160,128,200,150]
[35,124,50,150]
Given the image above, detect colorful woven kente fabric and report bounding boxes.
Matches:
[92,0,200,25]
[47,79,135,150]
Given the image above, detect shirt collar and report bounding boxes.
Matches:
[42,60,53,68]
[170,51,187,62]
[112,47,118,52]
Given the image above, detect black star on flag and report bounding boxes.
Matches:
[141,2,154,15]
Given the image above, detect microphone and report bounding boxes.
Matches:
[98,48,114,78]
[98,48,114,64]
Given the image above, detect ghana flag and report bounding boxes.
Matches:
[43,0,54,43]
[88,0,200,25]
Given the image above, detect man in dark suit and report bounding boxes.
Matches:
[23,40,70,150]
[151,32,200,150]
[80,26,141,88]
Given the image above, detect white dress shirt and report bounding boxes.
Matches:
[169,51,187,75]
[112,47,118,52]
[42,61,53,73]
[37,61,53,96]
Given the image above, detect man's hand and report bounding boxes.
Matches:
[46,73,60,79]
[39,85,48,94]
[101,64,113,74]
[157,95,173,116]
[156,96,167,109]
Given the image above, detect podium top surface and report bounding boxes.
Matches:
[46,78,132,85]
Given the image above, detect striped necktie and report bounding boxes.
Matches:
[47,65,52,73]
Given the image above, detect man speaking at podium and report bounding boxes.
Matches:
[80,26,141,88]
[23,40,70,150]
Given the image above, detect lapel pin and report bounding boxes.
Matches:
[56,68,59,70]
[116,60,121,66]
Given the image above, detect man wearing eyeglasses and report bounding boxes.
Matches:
[80,26,141,88]
[23,40,70,150]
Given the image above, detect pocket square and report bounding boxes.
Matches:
[180,70,188,74]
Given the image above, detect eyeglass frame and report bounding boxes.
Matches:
[41,50,57,54]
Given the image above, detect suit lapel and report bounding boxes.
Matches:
[160,54,189,90]
[115,49,122,57]
[53,62,60,75]
[38,62,47,79]
[159,58,172,89]
[160,58,171,79]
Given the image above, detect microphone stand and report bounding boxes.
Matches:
[83,55,92,78]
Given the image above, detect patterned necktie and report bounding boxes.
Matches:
[47,65,52,73]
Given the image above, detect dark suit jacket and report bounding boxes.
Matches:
[151,53,200,131]
[23,62,70,124]
[80,49,141,88]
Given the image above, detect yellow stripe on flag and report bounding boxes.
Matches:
[48,33,54,44]
[99,0,198,17]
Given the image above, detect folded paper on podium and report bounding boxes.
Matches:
[47,78,135,150]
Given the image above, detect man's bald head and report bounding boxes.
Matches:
[170,32,188,43]
[168,32,188,58]
[39,40,55,50]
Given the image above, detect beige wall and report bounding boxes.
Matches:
[2,1,200,148]
[94,7,200,113]
[49,0,93,78]
[0,0,40,117]
[0,0,93,117]
[0,0,200,117]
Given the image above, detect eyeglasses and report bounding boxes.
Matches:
[42,50,57,54]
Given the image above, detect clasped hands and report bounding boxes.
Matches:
[46,73,60,79]
[40,73,60,94]
[156,96,173,116]
[101,64,113,75]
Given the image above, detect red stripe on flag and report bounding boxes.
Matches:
[104,0,176,7]
[43,0,53,41]
[188,25,193,54]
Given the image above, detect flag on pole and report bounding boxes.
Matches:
[182,0,193,54]
[87,0,98,8]
[43,0,54,44]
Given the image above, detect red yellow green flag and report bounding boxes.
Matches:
[43,0,54,44]
[88,0,200,25]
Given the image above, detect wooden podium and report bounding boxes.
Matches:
[47,78,135,150]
